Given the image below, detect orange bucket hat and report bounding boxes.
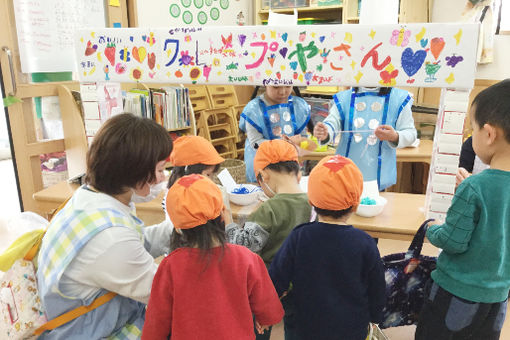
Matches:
[166,174,224,229]
[253,139,298,176]
[169,136,225,166]
[308,155,363,211]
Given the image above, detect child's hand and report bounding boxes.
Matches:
[375,125,399,143]
[289,134,304,146]
[456,167,471,187]
[255,321,270,334]
[313,122,329,141]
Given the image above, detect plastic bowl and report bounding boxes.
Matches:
[229,184,261,206]
[355,196,387,218]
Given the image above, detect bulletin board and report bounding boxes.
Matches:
[13,0,107,73]
[75,23,478,88]
[136,0,251,27]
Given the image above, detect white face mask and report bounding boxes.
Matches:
[131,181,167,203]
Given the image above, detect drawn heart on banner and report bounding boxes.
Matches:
[133,46,147,63]
[380,69,399,84]
[319,36,325,43]
[85,41,97,56]
[147,53,156,70]
[401,48,427,77]
[279,47,288,59]
[430,37,445,60]
[281,33,288,42]
[104,45,116,66]
[420,38,428,48]
[290,61,298,71]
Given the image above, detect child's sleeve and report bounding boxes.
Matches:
[246,124,269,149]
[248,254,285,326]
[365,242,386,323]
[225,203,274,253]
[142,259,173,340]
[319,101,343,145]
[389,96,417,148]
[268,230,296,296]
[426,181,480,254]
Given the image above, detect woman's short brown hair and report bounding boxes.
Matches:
[85,113,172,195]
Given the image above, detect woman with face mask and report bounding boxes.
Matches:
[36,114,173,339]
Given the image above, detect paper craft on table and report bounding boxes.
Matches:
[217,169,237,193]
[434,154,460,175]
[442,111,466,135]
[432,173,456,195]
[361,180,380,198]
[82,102,100,120]
[438,133,463,154]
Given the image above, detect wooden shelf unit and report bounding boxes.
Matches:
[256,0,431,26]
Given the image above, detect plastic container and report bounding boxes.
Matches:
[356,196,387,218]
[229,184,262,206]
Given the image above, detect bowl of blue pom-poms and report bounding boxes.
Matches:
[229,184,262,206]
[356,196,387,217]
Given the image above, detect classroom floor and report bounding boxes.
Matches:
[1,158,509,339]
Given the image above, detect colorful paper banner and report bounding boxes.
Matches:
[75,24,479,88]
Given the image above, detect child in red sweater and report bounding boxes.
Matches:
[142,174,283,340]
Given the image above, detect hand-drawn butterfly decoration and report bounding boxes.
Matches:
[390,28,411,47]
[221,34,233,49]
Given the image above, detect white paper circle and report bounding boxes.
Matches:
[355,102,366,112]
[367,134,378,145]
[272,126,282,136]
[368,119,379,130]
[270,113,280,123]
[354,117,365,129]
[282,111,291,121]
[371,102,383,112]
[283,124,293,135]
[354,133,363,143]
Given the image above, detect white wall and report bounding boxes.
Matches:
[432,0,510,80]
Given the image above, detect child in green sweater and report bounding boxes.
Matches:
[416,79,510,340]
[226,139,312,340]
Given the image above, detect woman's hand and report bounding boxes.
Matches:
[375,125,399,143]
[313,122,329,141]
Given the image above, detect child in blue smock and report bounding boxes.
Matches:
[314,87,417,190]
[240,86,311,182]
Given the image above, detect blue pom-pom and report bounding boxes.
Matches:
[361,197,377,205]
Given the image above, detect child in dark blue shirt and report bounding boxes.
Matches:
[269,155,386,340]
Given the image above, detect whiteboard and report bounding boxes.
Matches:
[13,0,106,73]
[136,0,251,27]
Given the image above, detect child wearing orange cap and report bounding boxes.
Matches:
[226,139,312,340]
[269,155,386,340]
[167,135,225,188]
[142,174,283,340]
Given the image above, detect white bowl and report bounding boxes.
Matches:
[229,184,261,206]
[355,196,387,218]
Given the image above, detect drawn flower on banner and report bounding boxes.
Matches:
[379,63,398,86]
[213,58,221,67]
[184,35,192,43]
[179,51,195,66]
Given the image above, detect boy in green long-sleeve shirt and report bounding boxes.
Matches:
[416,79,510,340]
